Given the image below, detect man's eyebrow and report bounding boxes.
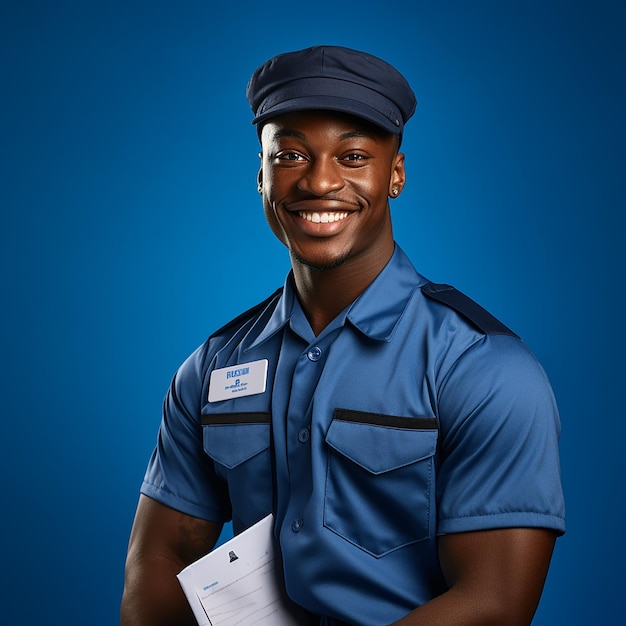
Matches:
[272,128,306,141]
[339,129,381,141]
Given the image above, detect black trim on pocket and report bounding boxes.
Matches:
[201,412,271,425]
[333,408,437,430]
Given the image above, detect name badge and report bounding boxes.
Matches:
[208,359,268,403]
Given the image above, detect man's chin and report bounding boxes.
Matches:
[292,252,348,272]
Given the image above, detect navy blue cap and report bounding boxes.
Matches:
[246,45,417,136]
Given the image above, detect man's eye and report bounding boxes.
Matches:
[344,153,367,162]
[276,152,305,161]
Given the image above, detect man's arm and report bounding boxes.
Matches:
[121,494,223,626]
[391,527,556,626]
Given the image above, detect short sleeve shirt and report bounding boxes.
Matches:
[141,245,565,625]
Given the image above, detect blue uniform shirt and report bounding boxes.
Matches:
[142,245,565,625]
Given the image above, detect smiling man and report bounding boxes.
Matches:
[121,46,565,626]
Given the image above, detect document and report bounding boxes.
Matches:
[177,514,307,625]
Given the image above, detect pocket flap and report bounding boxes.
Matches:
[326,409,437,474]
[202,412,270,469]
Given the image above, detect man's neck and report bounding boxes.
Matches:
[291,245,394,336]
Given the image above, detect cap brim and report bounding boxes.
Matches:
[252,94,403,136]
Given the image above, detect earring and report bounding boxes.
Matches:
[391,187,399,196]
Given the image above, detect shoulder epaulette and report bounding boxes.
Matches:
[208,287,283,340]
[421,282,518,338]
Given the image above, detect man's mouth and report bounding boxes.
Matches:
[297,211,350,224]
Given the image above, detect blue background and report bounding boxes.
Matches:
[2,1,624,623]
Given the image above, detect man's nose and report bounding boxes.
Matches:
[297,157,345,196]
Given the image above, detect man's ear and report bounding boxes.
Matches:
[257,166,263,194]
[389,152,406,198]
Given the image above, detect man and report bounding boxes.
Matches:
[121,45,565,625]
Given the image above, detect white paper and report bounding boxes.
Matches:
[177,514,306,626]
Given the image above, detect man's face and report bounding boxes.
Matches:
[259,110,405,272]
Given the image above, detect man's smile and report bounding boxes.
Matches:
[297,211,350,224]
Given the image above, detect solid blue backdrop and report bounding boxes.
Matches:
[1,1,623,623]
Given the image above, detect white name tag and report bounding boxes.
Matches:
[208,359,268,403]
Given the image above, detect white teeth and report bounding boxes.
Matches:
[298,211,349,223]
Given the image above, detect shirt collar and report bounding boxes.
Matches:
[244,244,426,351]
[346,245,425,342]
[243,273,296,352]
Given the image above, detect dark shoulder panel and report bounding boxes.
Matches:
[421,282,518,338]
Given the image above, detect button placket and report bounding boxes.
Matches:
[281,333,338,543]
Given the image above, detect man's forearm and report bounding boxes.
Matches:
[389,587,517,626]
[121,556,196,626]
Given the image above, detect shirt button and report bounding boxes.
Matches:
[291,517,304,532]
[298,428,310,443]
[307,346,322,361]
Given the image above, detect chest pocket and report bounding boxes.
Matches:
[202,412,273,527]
[324,409,438,557]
